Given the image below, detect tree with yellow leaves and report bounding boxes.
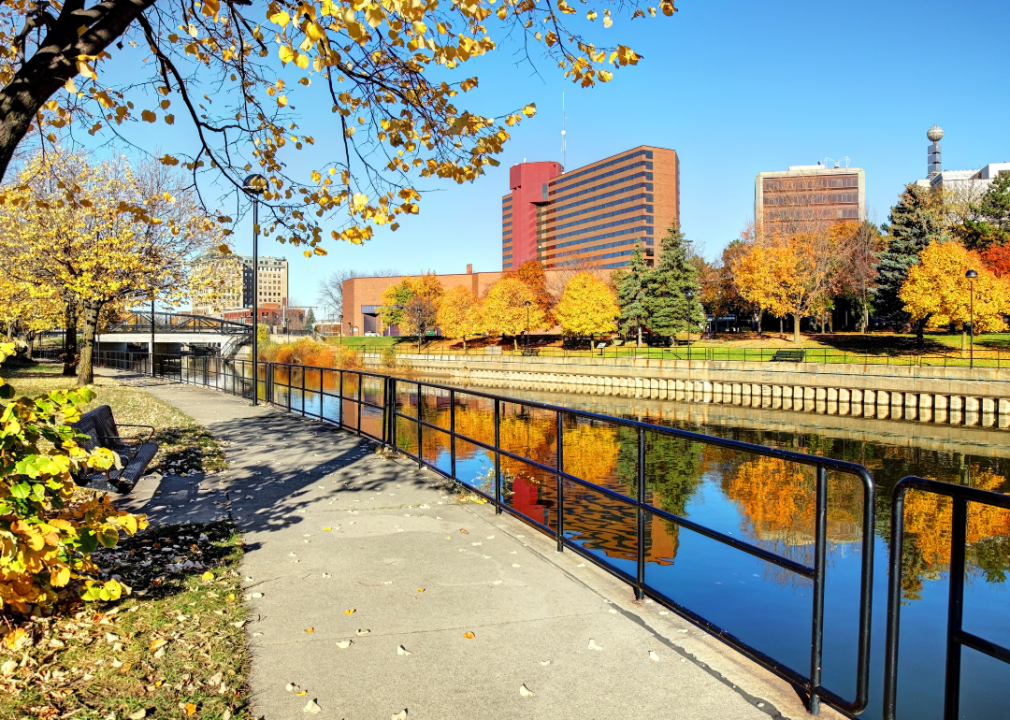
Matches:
[555,271,619,338]
[0,150,222,385]
[0,0,675,254]
[481,277,546,349]
[899,240,1010,335]
[436,285,482,351]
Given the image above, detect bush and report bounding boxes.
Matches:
[261,338,360,369]
[0,343,146,620]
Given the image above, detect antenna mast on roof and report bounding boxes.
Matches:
[561,92,567,171]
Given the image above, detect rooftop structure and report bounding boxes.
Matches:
[915,126,1010,198]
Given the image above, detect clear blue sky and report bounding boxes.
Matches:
[102,0,1010,311]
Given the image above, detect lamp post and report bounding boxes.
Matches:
[524,300,531,349]
[415,304,424,355]
[966,269,978,369]
[338,314,343,344]
[685,289,694,359]
[242,173,266,405]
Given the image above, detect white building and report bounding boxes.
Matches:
[916,125,1010,199]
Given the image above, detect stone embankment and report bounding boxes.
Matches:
[366,353,1010,429]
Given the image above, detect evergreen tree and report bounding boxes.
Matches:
[645,225,705,345]
[304,308,316,333]
[959,171,1010,250]
[616,244,650,347]
[876,184,948,335]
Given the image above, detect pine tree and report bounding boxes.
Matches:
[645,225,705,345]
[304,308,316,332]
[877,184,948,336]
[959,171,1010,250]
[616,244,650,347]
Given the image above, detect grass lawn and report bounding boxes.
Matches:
[0,521,251,720]
[1,362,225,476]
[325,335,399,348]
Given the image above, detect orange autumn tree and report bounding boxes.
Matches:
[555,272,619,338]
[436,286,482,351]
[899,241,1010,334]
[505,260,556,326]
[481,277,546,349]
[0,0,675,252]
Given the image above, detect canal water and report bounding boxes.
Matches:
[208,364,1010,720]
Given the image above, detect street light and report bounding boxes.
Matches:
[966,269,978,369]
[685,289,694,358]
[415,304,424,355]
[338,314,343,343]
[524,300,532,349]
[242,173,266,405]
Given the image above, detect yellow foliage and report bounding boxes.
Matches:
[0,343,147,615]
[554,272,619,337]
[436,286,482,347]
[899,241,1010,332]
[481,277,547,340]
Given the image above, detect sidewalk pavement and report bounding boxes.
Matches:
[105,371,841,720]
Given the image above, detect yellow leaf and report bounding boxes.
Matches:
[305,21,326,41]
[597,70,613,82]
[304,628,314,633]
[278,46,296,65]
[463,631,475,639]
[185,703,197,716]
[227,593,235,602]
[345,609,355,615]
[521,104,536,117]
[417,588,425,593]
[297,690,307,696]
[295,53,309,70]
[64,78,77,94]
[323,526,331,531]
[141,110,156,123]
[202,571,214,581]
[150,638,168,652]
[269,10,291,26]
[164,114,175,125]
[278,95,288,107]
[202,0,219,18]
[603,15,613,28]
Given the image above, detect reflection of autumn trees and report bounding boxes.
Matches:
[900,471,1010,600]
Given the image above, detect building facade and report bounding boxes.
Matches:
[755,164,865,234]
[915,126,1010,199]
[189,253,288,316]
[502,146,679,271]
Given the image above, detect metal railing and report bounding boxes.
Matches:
[883,477,1010,720]
[342,343,1010,370]
[94,350,877,716]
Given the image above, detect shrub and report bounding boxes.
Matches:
[0,343,147,620]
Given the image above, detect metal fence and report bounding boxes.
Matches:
[342,343,1010,369]
[883,478,1010,720]
[89,350,1010,719]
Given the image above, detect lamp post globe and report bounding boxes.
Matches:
[242,173,267,405]
[966,269,978,369]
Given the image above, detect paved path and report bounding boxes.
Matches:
[106,371,841,720]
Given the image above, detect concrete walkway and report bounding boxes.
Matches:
[106,371,841,720]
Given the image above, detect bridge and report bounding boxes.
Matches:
[97,310,251,357]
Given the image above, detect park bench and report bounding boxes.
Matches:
[68,405,158,492]
[770,349,806,363]
[521,347,540,356]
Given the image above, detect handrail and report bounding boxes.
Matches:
[883,477,1010,720]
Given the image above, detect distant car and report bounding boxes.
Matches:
[364,331,378,337]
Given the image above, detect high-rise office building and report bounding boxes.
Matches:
[755,164,865,234]
[189,253,288,316]
[243,255,288,307]
[502,146,679,271]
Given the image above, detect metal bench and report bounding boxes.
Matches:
[770,349,806,362]
[68,405,157,493]
[521,348,540,356]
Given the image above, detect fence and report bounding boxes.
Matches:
[883,478,1010,720]
[343,343,1010,370]
[90,350,1009,719]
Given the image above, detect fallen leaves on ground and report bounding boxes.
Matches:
[463,632,475,640]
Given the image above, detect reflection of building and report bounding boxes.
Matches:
[504,146,680,271]
[755,163,865,234]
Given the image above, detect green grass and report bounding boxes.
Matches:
[0,521,251,720]
[2,363,226,475]
[326,335,399,348]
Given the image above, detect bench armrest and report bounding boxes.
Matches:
[115,423,156,442]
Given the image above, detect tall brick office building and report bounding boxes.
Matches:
[502,146,679,271]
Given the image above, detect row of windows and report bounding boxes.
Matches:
[553,215,653,242]
[503,221,512,228]
[551,172,654,205]
[552,183,655,215]
[763,176,859,192]
[502,212,512,220]
[502,254,512,260]
[550,149,653,187]
[551,237,653,259]
[503,229,512,236]
[552,225,653,250]
[764,206,860,221]
[549,162,653,200]
[551,191,653,223]
[550,205,654,233]
[503,262,513,268]
[763,193,859,206]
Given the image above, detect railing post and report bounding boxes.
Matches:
[301,366,306,416]
[339,371,345,430]
[450,389,457,480]
[636,426,646,601]
[415,381,421,465]
[556,410,564,552]
[494,398,502,514]
[357,373,363,435]
[944,496,968,720]
[809,464,828,715]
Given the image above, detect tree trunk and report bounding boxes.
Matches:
[828,312,834,334]
[77,299,102,386]
[914,318,927,348]
[462,335,467,354]
[861,303,869,334]
[637,324,642,348]
[63,303,78,376]
[25,331,35,360]
[792,314,801,344]
[779,317,783,336]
